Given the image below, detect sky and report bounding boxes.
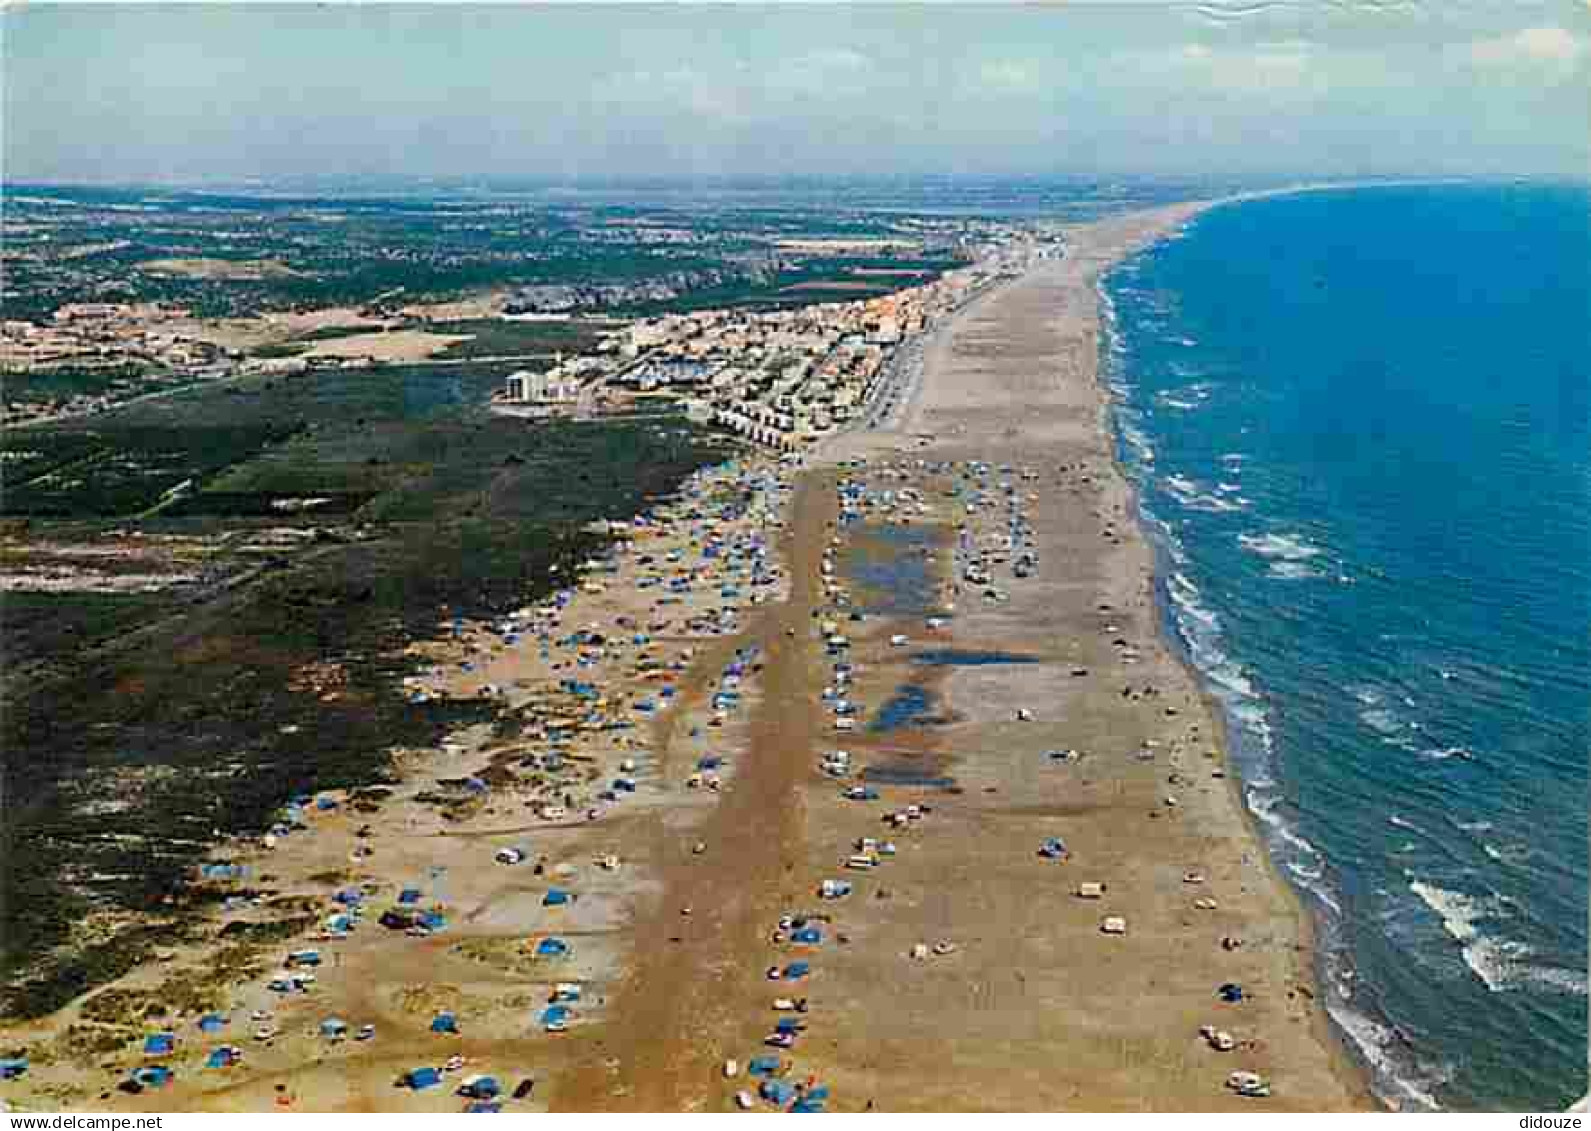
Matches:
[5,1,1589,185]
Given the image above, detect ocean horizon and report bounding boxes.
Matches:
[1102,183,1590,1111]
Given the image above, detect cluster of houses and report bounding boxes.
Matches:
[1,303,233,425]
[498,234,1052,448]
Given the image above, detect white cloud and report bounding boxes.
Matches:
[977,60,1039,92]
[767,47,874,97]
[1149,40,1315,95]
[1469,26,1584,67]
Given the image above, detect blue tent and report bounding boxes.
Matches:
[747,1056,781,1078]
[783,962,810,980]
[464,1102,502,1113]
[143,1032,175,1055]
[1039,838,1067,860]
[1218,983,1245,1003]
[759,1080,795,1106]
[775,1017,803,1035]
[791,1096,827,1113]
[430,1012,459,1034]
[791,927,822,945]
[398,888,422,905]
[0,1058,28,1080]
[132,1066,173,1088]
[540,1005,570,1032]
[458,1075,501,1099]
[405,1067,442,1090]
[543,889,572,907]
[419,910,448,931]
[197,1013,227,1033]
[536,937,570,957]
[206,1047,240,1069]
[320,1018,349,1039]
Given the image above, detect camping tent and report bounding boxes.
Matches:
[143,1032,175,1055]
[404,1067,442,1091]
[430,1012,459,1034]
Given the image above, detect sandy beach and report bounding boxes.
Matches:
[0,202,1372,1112]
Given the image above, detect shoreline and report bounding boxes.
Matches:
[1084,207,1386,1109]
[814,197,1372,1109]
[1073,201,1379,1108]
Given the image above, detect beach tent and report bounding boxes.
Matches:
[540,1005,571,1032]
[535,937,570,958]
[404,1067,442,1091]
[419,910,448,932]
[783,962,810,980]
[197,1013,228,1033]
[0,1059,28,1080]
[1217,983,1245,1003]
[132,1066,173,1088]
[205,1047,241,1069]
[287,949,322,968]
[543,888,572,907]
[320,1018,349,1039]
[430,1012,460,1034]
[551,983,582,1003]
[759,1079,796,1106]
[143,1032,175,1055]
[398,888,422,905]
[1039,838,1068,860]
[791,926,823,945]
[747,1056,782,1078]
[457,1075,501,1099]
[464,1102,502,1113]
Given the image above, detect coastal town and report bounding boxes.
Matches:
[1,195,1045,434]
[496,235,1050,448]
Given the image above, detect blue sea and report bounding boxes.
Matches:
[1101,184,1589,1111]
